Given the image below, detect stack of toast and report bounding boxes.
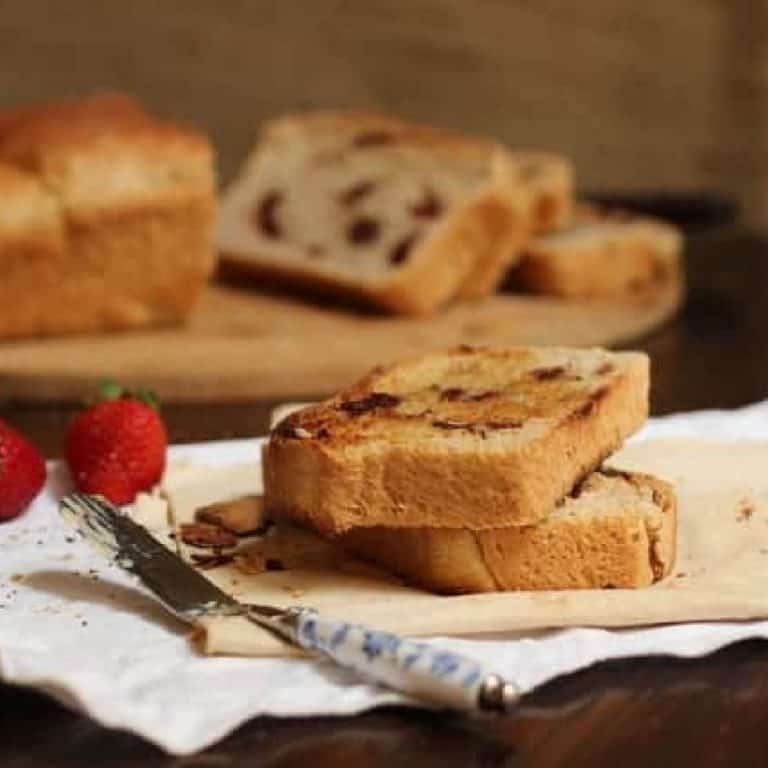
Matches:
[263,346,677,593]
[218,111,684,315]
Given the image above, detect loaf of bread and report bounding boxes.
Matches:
[263,346,649,533]
[216,111,533,314]
[514,205,684,299]
[339,468,677,592]
[0,93,216,338]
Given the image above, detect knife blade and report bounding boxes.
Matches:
[60,492,519,713]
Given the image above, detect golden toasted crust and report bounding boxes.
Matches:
[0,93,215,338]
[0,92,146,137]
[515,206,684,299]
[339,469,677,593]
[263,346,649,532]
[0,92,212,210]
[218,110,529,314]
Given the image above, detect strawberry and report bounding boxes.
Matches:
[65,384,167,505]
[0,419,46,522]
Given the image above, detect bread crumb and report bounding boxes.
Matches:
[737,498,755,521]
[675,572,687,579]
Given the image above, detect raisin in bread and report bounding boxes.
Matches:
[339,468,676,592]
[216,111,531,314]
[514,205,684,299]
[0,92,215,338]
[263,346,649,533]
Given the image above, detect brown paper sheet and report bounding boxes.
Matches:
[156,440,768,657]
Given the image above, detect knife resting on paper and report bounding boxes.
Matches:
[59,492,519,713]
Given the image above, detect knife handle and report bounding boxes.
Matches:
[292,610,519,712]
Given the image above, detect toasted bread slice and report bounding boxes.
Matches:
[263,346,649,533]
[514,205,684,299]
[338,468,676,592]
[216,111,531,314]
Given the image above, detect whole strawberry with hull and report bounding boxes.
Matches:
[0,419,46,522]
[65,384,167,505]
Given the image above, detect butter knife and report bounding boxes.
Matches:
[59,492,519,713]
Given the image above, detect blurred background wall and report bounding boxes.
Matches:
[1,0,765,231]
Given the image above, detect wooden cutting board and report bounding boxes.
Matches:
[0,280,682,401]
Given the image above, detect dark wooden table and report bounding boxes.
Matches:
[3,230,768,767]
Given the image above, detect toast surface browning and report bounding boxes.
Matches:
[264,346,649,532]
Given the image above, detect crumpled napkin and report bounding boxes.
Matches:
[2,400,768,755]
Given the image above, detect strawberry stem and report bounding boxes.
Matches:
[99,380,124,401]
[97,380,161,411]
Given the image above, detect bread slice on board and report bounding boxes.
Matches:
[339,468,677,593]
[514,205,684,299]
[0,92,216,339]
[263,346,649,533]
[507,151,574,234]
[216,111,531,314]
[456,150,574,299]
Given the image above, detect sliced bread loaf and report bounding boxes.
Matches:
[216,111,531,314]
[263,346,649,533]
[514,205,684,299]
[338,468,677,592]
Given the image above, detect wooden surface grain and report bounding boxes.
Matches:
[0,273,682,402]
[1,230,768,766]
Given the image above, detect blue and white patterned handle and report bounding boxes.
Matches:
[292,610,518,711]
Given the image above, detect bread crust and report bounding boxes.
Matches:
[339,469,677,593]
[0,93,215,338]
[507,151,574,234]
[515,206,684,299]
[263,346,649,532]
[452,175,532,301]
[454,151,573,300]
[218,110,530,314]
[0,163,62,236]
